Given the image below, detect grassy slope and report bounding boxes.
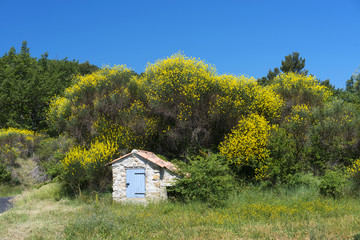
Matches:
[0,157,42,197]
[0,183,82,240]
[1,183,359,239]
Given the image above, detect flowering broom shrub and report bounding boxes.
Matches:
[0,128,43,184]
[0,127,41,159]
[47,65,157,156]
[47,66,146,143]
[347,159,360,193]
[61,140,118,194]
[270,72,332,112]
[142,53,219,154]
[142,53,283,156]
[219,113,273,180]
[92,100,158,154]
[0,144,20,166]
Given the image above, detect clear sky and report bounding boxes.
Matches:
[1,0,359,88]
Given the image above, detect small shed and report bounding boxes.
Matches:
[109,149,178,203]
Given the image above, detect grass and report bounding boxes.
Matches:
[11,157,40,187]
[0,183,360,239]
[0,184,24,197]
[0,183,83,240]
[0,157,44,197]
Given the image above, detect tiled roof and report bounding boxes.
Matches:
[109,149,177,172]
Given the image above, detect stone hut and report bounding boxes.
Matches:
[109,149,179,203]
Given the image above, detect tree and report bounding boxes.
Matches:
[47,66,149,150]
[78,61,100,76]
[142,53,283,157]
[0,41,99,131]
[344,69,360,103]
[280,52,307,75]
[48,53,283,158]
[258,52,308,86]
[270,72,332,110]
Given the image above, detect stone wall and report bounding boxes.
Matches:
[112,154,178,203]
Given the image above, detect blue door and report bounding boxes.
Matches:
[126,169,145,198]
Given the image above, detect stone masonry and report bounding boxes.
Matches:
[110,149,178,203]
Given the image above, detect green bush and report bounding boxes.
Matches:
[307,100,360,175]
[0,128,42,158]
[35,135,74,179]
[168,153,235,207]
[319,170,346,198]
[286,172,320,189]
[346,159,360,196]
[0,144,19,166]
[266,127,298,184]
[347,171,360,197]
[0,163,11,183]
[354,233,360,240]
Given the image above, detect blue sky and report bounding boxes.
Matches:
[1,0,359,88]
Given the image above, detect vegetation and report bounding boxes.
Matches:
[0,41,98,131]
[258,52,308,86]
[1,183,360,239]
[168,153,235,206]
[1,42,360,238]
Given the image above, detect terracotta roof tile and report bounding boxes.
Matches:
[109,149,177,172]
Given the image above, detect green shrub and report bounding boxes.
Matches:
[35,135,74,179]
[0,128,42,158]
[319,170,346,198]
[307,100,360,175]
[266,127,298,184]
[0,163,11,183]
[354,233,360,240]
[346,159,360,196]
[286,172,320,189]
[168,153,235,207]
[0,144,19,166]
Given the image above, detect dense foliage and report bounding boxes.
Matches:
[61,140,116,194]
[0,127,43,183]
[168,153,235,206]
[258,52,308,86]
[0,41,98,131]
[1,43,360,198]
[219,113,273,180]
[142,54,283,156]
[44,53,360,193]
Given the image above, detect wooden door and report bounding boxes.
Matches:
[126,168,145,198]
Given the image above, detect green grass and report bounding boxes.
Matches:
[1,183,360,239]
[0,184,24,197]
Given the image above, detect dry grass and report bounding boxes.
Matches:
[0,183,83,240]
[1,200,82,240]
[11,157,39,187]
[0,157,42,198]
[1,184,360,239]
